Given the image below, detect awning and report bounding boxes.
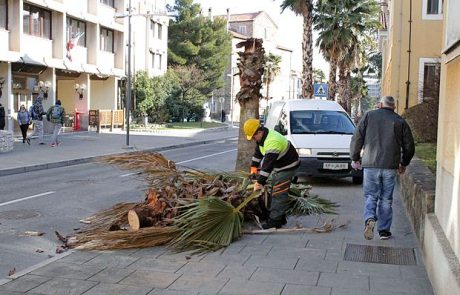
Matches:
[64,60,83,73]
[112,68,125,78]
[44,57,66,70]
[81,64,99,75]
[12,54,47,74]
[97,66,113,76]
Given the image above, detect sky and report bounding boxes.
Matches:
[163,0,329,76]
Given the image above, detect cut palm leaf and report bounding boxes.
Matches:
[170,191,261,253]
[286,195,339,216]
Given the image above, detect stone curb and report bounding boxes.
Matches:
[0,136,236,177]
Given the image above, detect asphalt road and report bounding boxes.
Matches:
[0,139,238,278]
[0,138,361,279]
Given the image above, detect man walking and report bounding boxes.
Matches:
[46,100,65,147]
[0,103,5,130]
[29,95,46,144]
[350,96,415,240]
[243,118,300,229]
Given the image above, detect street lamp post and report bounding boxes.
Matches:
[126,0,132,147]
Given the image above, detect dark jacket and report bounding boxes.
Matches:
[251,127,300,185]
[0,105,5,129]
[350,108,415,169]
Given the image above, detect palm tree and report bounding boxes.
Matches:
[234,38,265,171]
[314,0,379,108]
[281,0,314,99]
[263,53,282,100]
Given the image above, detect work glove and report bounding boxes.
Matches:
[351,161,362,170]
[253,182,263,192]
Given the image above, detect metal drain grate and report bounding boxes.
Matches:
[344,243,417,265]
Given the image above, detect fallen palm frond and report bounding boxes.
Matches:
[64,152,339,252]
[170,191,261,253]
[73,226,178,250]
[244,219,346,234]
[286,195,339,216]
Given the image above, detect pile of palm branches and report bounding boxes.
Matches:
[64,152,338,252]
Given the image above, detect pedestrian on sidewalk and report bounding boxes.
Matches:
[350,96,415,240]
[46,100,65,147]
[243,118,300,229]
[17,105,31,145]
[29,95,46,144]
[0,103,5,130]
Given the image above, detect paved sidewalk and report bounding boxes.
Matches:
[0,127,238,176]
[0,126,435,294]
[0,181,435,295]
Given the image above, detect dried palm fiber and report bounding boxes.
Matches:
[66,152,338,252]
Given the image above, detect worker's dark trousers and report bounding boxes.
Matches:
[266,168,297,220]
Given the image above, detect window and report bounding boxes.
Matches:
[423,0,443,20]
[66,17,86,47]
[157,54,162,70]
[0,0,7,29]
[157,23,162,40]
[100,27,114,52]
[100,0,114,8]
[23,4,51,39]
[290,111,355,135]
[151,21,156,38]
[238,25,246,35]
[418,58,441,102]
[151,53,162,70]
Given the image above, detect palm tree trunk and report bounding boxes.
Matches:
[337,66,348,112]
[345,71,352,114]
[328,59,337,100]
[301,2,314,99]
[266,80,270,100]
[235,38,265,171]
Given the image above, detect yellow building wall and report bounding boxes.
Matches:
[381,0,443,114]
[436,55,460,258]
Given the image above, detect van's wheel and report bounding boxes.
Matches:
[352,176,363,185]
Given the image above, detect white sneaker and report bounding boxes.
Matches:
[364,219,375,240]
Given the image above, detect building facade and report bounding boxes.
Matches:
[379,0,443,114]
[0,0,127,132]
[426,0,460,294]
[212,10,302,123]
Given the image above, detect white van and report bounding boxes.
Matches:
[264,99,363,184]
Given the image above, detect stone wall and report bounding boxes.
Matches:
[398,157,436,247]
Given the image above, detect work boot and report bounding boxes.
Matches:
[262,217,287,229]
[364,218,375,240]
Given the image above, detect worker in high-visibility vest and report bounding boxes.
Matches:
[244,118,300,229]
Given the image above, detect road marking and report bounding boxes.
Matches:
[0,191,55,207]
[176,149,237,165]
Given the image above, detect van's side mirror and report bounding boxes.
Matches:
[274,124,287,135]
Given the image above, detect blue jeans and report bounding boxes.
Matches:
[363,168,397,232]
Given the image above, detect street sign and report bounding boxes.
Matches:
[314,83,328,98]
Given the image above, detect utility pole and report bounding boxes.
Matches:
[126,0,132,147]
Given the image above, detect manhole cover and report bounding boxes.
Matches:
[344,243,416,265]
[0,209,42,220]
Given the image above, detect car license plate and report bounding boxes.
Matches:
[323,163,348,170]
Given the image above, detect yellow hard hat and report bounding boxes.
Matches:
[244,118,260,140]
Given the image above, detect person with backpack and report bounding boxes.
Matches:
[0,103,5,130]
[46,99,65,147]
[17,105,31,144]
[29,95,45,144]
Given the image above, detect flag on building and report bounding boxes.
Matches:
[66,32,84,62]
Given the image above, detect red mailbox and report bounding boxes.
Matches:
[74,110,82,131]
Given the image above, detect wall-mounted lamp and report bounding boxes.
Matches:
[75,83,86,99]
[38,80,51,98]
[0,77,4,98]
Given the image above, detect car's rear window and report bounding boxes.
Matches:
[290,110,355,134]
